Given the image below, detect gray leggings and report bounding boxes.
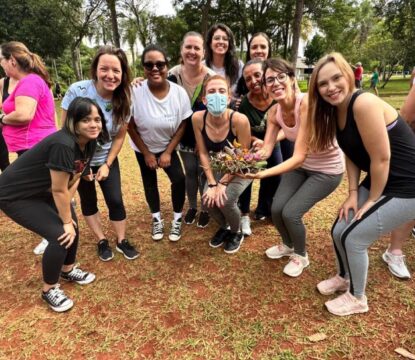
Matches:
[332,186,415,297]
[272,168,342,256]
[203,173,252,233]
[179,150,206,211]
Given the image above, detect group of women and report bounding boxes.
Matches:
[0,22,414,317]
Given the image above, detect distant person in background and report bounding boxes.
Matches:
[353,62,363,89]
[55,82,62,100]
[0,41,57,255]
[205,23,244,100]
[369,67,379,96]
[168,31,216,228]
[62,45,139,262]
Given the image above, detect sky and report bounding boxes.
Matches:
[153,0,175,16]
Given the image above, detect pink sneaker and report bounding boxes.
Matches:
[325,292,369,316]
[317,275,349,295]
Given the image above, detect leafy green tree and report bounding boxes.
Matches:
[0,0,72,59]
[304,34,325,66]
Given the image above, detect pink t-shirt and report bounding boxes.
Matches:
[276,93,345,175]
[2,74,56,152]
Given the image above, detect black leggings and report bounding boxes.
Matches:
[0,128,9,171]
[135,150,185,213]
[0,194,79,284]
[77,158,126,221]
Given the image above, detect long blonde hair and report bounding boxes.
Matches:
[0,41,51,87]
[307,52,355,152]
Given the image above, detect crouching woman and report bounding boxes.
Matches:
[0,97,109,312]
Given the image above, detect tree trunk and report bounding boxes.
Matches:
[71,45,82,81]
[290,0,304,67]
[201,0,211,37]
[283,21,289,59]
[107,0,121,47]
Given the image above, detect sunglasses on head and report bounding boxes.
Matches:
[143,61,167,71]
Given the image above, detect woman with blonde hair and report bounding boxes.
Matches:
[308,52,415,316]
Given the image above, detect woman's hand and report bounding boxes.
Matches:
[252,139,264,151]
[339,192,358,222]
[95,163,110,181]
[144,152,158,169]
[158,151,171,168]
[58,221,77,249]
[131,77,144,87]
[353,199,377,221]
[82,168,95,182]
[202,187,217,208]
[214,183,228,208]
[238,171,263,180]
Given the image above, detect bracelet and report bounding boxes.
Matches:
[219,181,228,186]
[63,220,72,225]
[208,183,217,188]
[105,161,112,168]
[349,189,358,192]
[0,114,5,125]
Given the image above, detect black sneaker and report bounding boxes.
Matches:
[97,239,114,261]
[209,228,230,248]
[197,211,210,228]
[152,218,164,241]
[42,285,73,312]
[116,239,139,260]
[254,212,267,221]
[61,264,96,285]
[224,232,244,254]
[184,208,197,224]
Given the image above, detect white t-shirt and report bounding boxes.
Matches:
[130,80,192,153]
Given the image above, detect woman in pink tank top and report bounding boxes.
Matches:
[0,42,56,155]
[245,58,345,277]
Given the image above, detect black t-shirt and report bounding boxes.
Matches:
[337,91,415,198]
[0,130,96,201]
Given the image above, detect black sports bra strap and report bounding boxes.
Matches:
[229,110,235,127]
[202,110,208,132]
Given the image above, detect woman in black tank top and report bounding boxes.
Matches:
[193,75,252,254]
[307,52,415,317]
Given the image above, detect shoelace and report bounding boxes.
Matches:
[171,221,181,235]
[46,285,67,305]
[67,264,87,281]
[389,254,406,265]
[289,255,302,265]
[153,221,163,234]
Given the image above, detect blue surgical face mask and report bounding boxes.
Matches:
[206,93,228,117]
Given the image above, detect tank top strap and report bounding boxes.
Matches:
[202,110,208,132]
[294,92,305,119]
[346,90,363,121]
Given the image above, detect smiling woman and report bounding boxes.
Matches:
[128,44,192,243]
[61,45,139,262]
[0,97,109,312]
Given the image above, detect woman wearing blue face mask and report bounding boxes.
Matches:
[193,75,252,254]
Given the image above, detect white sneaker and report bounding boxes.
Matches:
[33,238,48,255]
[240,216,252,236]
[265,243,294,259]
[169,218,182,241]
[382,248,411,279]
[283,253,309,277]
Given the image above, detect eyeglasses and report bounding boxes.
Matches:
[212,35,229,42]
[265,73,289,86]
[143,61,167,71]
